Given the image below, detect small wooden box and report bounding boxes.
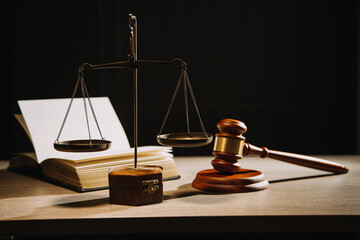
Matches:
[108,165,163,206]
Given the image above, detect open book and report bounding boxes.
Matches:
[10,97,180,191]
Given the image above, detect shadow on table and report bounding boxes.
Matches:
[269,173,339,184]
[56,197,109,208]
[164,183,233,201]
[164,173,340,200]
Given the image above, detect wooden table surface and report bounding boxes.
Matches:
[0,155,359,237]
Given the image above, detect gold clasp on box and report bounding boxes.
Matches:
[142,179,159,194]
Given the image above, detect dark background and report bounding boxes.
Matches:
[1,0,358,158]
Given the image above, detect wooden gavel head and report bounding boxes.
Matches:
[212,119,248,173]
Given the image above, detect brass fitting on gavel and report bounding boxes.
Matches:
[212,119,349,174]
[212,119,247,173]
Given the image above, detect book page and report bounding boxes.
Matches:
[18,97,130,163]
[14,114,33,144]
[60,145,172,163]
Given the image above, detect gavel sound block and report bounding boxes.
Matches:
[192,119,349,193]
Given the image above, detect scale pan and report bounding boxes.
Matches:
[157,132,213,147]
[54,139,111,152]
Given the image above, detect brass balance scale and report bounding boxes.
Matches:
[53,14,213,166]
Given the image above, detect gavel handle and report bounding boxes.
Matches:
[243,143,349,173]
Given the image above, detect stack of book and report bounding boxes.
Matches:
[10,97,180,191]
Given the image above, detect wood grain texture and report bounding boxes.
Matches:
[0,155,359,236]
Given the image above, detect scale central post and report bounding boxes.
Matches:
[85,14,202,168]
[129,14,139,168]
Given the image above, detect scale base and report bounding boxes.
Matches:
[109,165,163,206]
[192,168,269,193]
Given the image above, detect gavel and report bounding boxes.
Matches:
[192,119,348,193]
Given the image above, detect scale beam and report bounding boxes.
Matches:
[82,58,187,71]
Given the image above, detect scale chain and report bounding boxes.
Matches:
[158,68,207,137]
[158,69,184,136]
[183,69,190,134]
[80,72,92,143]
[183,70,207,135]
[55,66,106,144]
[54,71,81,143]
[82,76,105,140]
